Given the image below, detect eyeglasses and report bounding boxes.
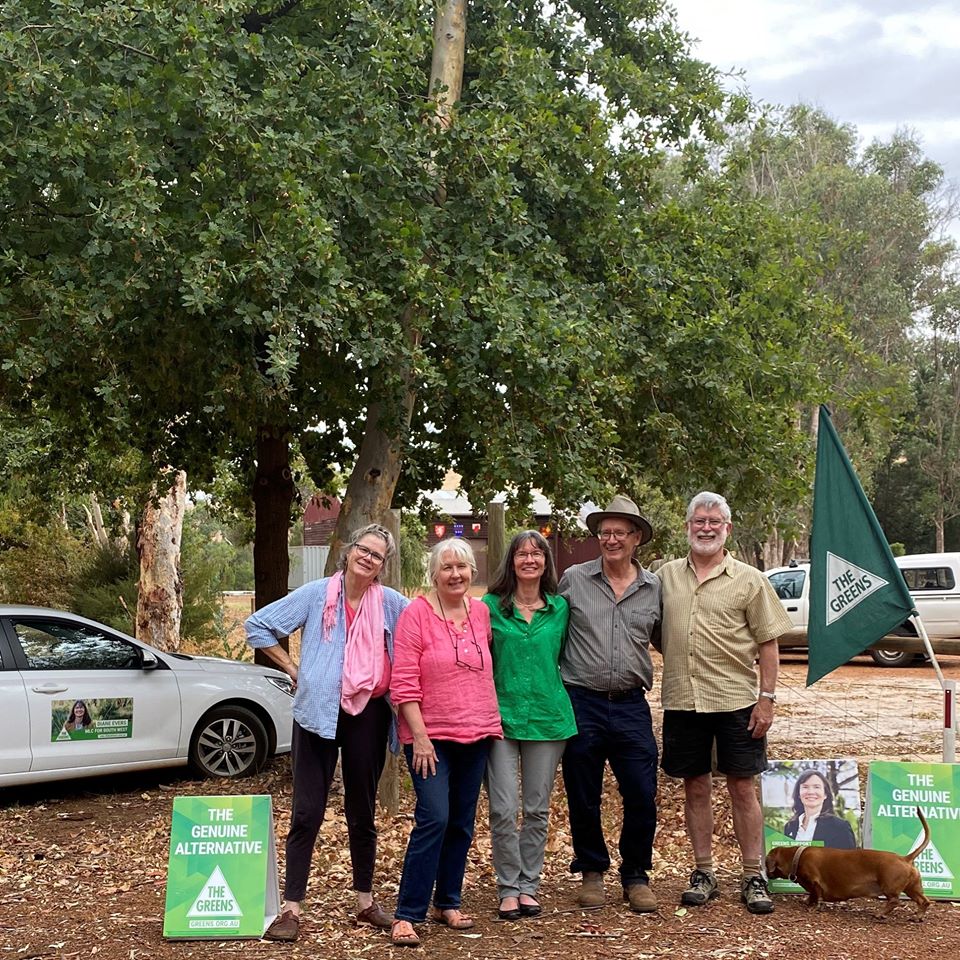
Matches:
[352,543,386,564]
[515,550,545,561]
[437,595,485,672]
[454,634,485,672]
[689,517,727,529]
[597,529,633,541]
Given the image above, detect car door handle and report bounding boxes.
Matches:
[31,684,69,694]
[786,606,798,612]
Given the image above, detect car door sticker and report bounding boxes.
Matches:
[52,698,134,741]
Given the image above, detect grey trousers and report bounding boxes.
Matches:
[486,737,568,899]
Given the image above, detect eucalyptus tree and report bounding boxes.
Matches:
[1,0,835,610]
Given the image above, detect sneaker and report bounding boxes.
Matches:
[623,883,658,913]
[577,871,606,907]
[741,875,774,914]
[681,869,719,906]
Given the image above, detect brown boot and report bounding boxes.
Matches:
[577,871,605,907]
[624,883,657,913]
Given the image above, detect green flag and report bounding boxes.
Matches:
[807,405,916,685]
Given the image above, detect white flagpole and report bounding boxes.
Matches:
[909,614,955,762]
[945,679,957,765]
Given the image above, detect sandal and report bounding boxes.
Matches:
[430,907,475,930]
[390,919,420,947]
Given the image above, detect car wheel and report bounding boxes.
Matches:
[189,705,268,779]
[869,649,919,668]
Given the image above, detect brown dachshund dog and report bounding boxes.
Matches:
[765,808,930,919]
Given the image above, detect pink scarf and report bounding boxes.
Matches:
[323,571,385,716]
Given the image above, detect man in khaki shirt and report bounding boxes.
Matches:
[655,492,792,916]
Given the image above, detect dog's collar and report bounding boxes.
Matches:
[788,846,807,882]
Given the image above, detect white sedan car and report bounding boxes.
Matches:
[0,604,293,787]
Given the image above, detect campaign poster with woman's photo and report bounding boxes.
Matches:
[762,758,863,893]
[52,698,134,741]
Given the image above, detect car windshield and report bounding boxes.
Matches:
[768,570,805,600]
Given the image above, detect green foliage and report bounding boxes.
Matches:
[180,506,240,646]
[0,488,249,644]
[67,506,237,643]
[0,0,872,569]
[0,504,84,607]
[723,108,946,457]
[399,512,427,593]
[71,542,139,634]
[874,273,960,552]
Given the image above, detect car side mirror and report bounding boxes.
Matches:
[141,650,159,671]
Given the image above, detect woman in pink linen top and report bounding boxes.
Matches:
[391,597,502,744]
[389,538,502,946]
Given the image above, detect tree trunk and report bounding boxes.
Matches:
[429,0,467,128]
[136,470,186,651]
[326,397,415,571]
[759,527,783,570]
[377,509,402,816]
[85,493,110,548]
[252,425,295,660]
[328,2,467,558]
[487,501,506,581]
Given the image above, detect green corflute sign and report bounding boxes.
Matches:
[163,794,279,939]
[866,761,960,899]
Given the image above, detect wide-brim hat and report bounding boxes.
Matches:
[585,494,653,545]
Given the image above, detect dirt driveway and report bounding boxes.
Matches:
[2,657,959,960]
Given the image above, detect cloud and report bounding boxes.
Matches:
[671,0,960,198]
[754,50,960,125]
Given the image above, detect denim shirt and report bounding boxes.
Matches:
[245,577,409,751]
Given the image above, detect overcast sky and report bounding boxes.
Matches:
[670,0,960,220]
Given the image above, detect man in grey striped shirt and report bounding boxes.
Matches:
[558,494,662,914]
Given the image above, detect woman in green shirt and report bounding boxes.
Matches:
[483,530,577,920]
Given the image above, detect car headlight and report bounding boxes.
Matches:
[265,675,295,697]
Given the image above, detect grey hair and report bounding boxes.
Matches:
[686,491,732,522]
[428,537,477,585]
[338,523,397,577]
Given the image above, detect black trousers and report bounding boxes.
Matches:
[561,685,658,886]
[283,698,391,900]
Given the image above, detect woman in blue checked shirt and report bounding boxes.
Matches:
[245,524,408,941]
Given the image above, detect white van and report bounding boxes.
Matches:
[765,553,960,667]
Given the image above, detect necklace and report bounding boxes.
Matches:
[514,596,544,609]
[436,593,468,627]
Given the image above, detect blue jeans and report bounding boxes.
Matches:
[395,738,491,922]
[561,686,658,887]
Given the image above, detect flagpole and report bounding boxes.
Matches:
[945,680,957,764]
[910,614,947,688]
[909,614,956,762]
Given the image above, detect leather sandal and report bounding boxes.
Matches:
[430,907,475,929]
[356,901,393,929]
[390,919,421,947]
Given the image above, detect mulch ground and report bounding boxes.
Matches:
[3,660,959,960]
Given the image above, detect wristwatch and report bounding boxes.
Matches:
[759,691,777,703]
